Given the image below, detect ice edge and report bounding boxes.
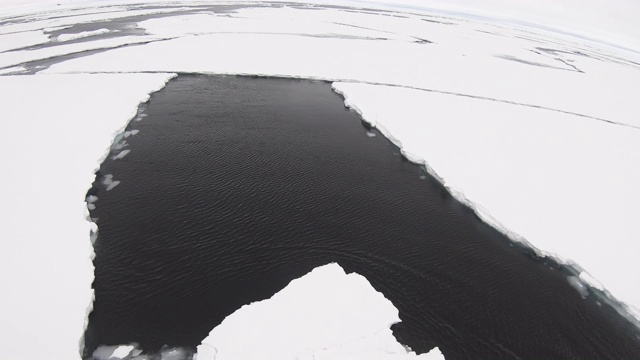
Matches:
[80,73,178,357]
[330,81,640,328]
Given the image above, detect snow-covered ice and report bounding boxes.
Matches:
[38,3,640,319]
[0,65,26,74]
[0,73,175,359]
[0,34,170,69]
[196,263,444,360]
[91,344,136,360]
[1,1,640,358]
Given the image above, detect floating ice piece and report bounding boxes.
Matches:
[0,30,50,53]
[159,347,191,360]
[92,344,136,360]
[123,130,139,138]
[106,180,120,191]
[102,174,114,185]
[568,276,589,299]
[57,28,110,42]
[111,149,130,160]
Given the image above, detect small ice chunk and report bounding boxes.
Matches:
[114,141,128,150]
[160,347,191,360]
[135,113,148,121]
[92,344,135,359]
[130,129,140,135]
[112,345,136,359]
[567,276,589,298]
[58,28,110,42]
[112,133,125,146]
[366,131,376,137]
[87,203,96,210]
[111,149,131,160]
[106,180,121,191]
[86,195,98,203]
[102,174,114,185]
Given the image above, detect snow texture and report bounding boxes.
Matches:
[0,30,50,52]
[0,73,175,359]
[1,1,640,359]
[196,263,445,360]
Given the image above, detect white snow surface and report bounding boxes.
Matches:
[196,263,445,360]
[1,2,640,359]
[0,73,175,359]
[0,30,50,52]
[0,34,169,68]
[57,28,110,42]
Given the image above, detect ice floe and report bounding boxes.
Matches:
[0,30,50,52]
[196,263,444,360]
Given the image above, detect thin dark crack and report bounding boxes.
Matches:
[0,37,176,74]
[341,80,640,131]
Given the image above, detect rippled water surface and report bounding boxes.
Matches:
[85,75,640,359]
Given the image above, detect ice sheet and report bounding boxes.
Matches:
[0,73,175,359]
[0,34,170,69]
[196,263,444,360]
[47,8,640,128]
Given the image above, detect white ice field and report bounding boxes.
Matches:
[0,1,639,359]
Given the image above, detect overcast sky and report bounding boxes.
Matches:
[0,0,638,51]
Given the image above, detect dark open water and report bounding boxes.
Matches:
[85,75,640,359]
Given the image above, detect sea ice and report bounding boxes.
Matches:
[1,2,640,359]
[196,263,444,360]
[0,30,50,52]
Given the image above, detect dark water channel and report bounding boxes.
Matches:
[85,75,640,359]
